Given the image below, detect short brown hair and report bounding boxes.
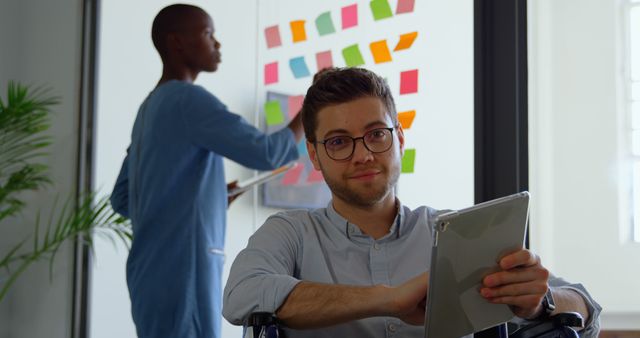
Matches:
[301,67,397,142]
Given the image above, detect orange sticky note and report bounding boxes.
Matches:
[370,40,392,64]
[400,69,418,95]
[307,169,324,183]
[282,163,304,185]
[290,20,307,43]
[394,31,418,51]
[398,110,416,129]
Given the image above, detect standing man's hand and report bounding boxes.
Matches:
[227,180,241,208]
[480,249,549,319]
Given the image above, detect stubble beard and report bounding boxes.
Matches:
[322,164,400,208]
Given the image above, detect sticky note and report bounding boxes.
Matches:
[315,12,336,36]
[316,50,333,70]
[307,169,324,183]
[400,69,418,95]
[297,140,308,157]
[401,149,416,173]
[370,0,393,21]
[398,110,416,129]
[396,0,415,14]
[264,62,278,85]
[342,44,365,67]
[282,163,304,185]
[265,100,285,126]
[290,20,307,43]
[341,4,358,29]
[394,31,418,51]
[369,40,392,64]
[288,95,304,118]
[264,25,282,48]
[289,57,311,78]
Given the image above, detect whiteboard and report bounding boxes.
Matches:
[256,0,474,210]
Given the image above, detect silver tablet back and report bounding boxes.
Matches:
[424,192,530,338]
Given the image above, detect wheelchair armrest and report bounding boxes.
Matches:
[509,312,584,338]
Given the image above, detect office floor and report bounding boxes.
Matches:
[600,331,640,338]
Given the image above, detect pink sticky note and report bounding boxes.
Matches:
[400,69,418,95]
[282,164,304,185]
[341,4,358,30]
[264,62,278,85]
[307,169,324,183]
[315,50,333,71]
[396,0,415,14]
[288,95,304,118]
[264,25,282,48]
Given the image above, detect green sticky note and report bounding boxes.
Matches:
[370,0,393,21]
[265,100,285,126]
[401,149,416,173]
[315,11,336,36]
[342,44,365,67]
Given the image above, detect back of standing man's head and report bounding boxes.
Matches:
[151,4,206,60]
[301,67,398,143]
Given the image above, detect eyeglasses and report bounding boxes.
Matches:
[316,127,396,161]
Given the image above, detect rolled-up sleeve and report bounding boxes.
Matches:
[509,275,602,337]
[549,277,602,337]
[223,215,302,325]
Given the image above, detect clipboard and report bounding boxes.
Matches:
[424,191,530,338]
[228,162,298,197]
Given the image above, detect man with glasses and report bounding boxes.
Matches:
[222,68,601,337]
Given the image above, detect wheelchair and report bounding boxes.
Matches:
[243,311,584,338]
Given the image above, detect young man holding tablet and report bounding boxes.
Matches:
[223,67,601,337]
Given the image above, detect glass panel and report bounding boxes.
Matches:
[633,101,640,130]
[634,161,640,242]
[633,82,640,101]
[632,6,640,81]
[634,130,640,156]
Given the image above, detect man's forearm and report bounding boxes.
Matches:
[551,288,590,324]
[275,281,392,329]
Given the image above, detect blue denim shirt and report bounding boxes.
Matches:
[111,80,298,338]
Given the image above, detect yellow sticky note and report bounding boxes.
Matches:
[398,110,416,129]
[290,20,307,43]
[369,40,392,64]
[394,31,418,51]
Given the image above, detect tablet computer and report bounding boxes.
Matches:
[424,191,530,338]
[228,162,298,197]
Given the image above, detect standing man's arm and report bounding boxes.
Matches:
[181,87,301,171]
[110,150,130,218]
[286,107,304,143]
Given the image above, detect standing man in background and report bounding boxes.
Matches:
[110,4,303,338]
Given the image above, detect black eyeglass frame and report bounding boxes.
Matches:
[314,126,398,161]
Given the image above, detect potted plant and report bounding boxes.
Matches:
[0,82,131,301]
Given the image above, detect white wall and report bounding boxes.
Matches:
[0,0,83,337]
[529,0,640,329]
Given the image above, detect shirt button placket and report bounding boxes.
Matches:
[387,322,397,337]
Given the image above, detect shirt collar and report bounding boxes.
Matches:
[325,199,406,241]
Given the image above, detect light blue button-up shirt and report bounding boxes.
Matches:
[223,202,601,338]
